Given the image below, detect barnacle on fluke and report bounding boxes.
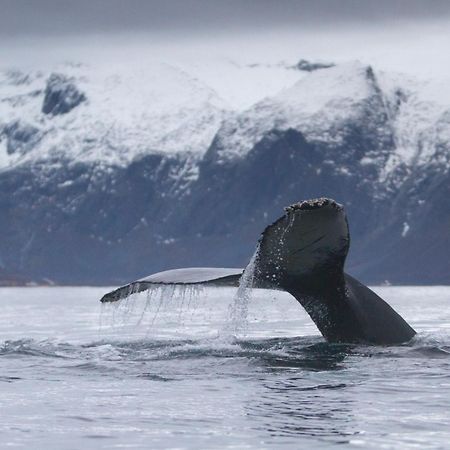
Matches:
[284,198,343,213]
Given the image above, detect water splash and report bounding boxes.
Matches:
[225,243,260,337]
[100,284,204,333]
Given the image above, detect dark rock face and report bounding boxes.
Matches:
[0,154,195,284]
[2,121,41,155]
[42,73,86,115]
[293,59,335,72]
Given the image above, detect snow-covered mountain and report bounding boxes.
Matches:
[210,62,450,188]
[0,63,228,169]
[0,59,449,285]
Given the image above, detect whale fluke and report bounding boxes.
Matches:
[100,198,416,345]
[100,268,243,303]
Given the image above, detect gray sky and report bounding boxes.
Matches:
[1,0,450,80]
[2,0,450,38]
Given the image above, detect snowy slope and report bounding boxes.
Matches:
[2,59,450,174]
[205,61,450,194]
[209,62,391,163]
[377,72,450,187]
[0,62,229,170]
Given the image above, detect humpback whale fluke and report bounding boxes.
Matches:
[101,198,416,345]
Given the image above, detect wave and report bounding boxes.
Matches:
[2,331,449,373]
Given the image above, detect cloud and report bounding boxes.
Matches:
[1,0,450,38]
[1,0,450,82]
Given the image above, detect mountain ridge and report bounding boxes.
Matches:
[1,59,449,285]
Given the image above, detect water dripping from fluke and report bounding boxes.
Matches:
[99,284,204,334]
[99,244,261,342]
[222,243,260,339]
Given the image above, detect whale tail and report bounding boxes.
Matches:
[254,198,349,290]
[100,198,416,345]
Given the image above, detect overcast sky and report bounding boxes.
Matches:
[1,0,450,78]
[2,0,450,37]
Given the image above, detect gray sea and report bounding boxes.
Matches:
[1,285,450,449]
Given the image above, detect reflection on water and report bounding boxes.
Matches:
[242,338,353,371]
[249,377,357,443]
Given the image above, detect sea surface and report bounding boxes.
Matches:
[1,285,450,449]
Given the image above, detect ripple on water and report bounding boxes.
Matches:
[2,331,450,372]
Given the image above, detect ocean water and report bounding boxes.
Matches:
[1,285,450,449]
